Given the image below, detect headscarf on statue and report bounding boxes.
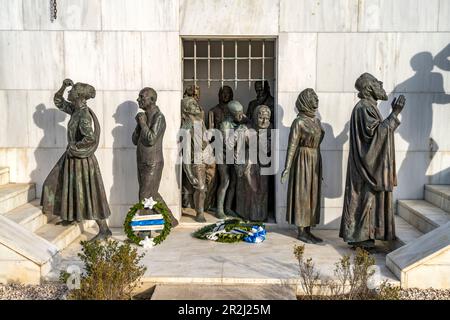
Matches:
[296,88,317,118]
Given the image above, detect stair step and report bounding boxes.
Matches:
[0,183,36,214]
[425,185,450,213]
[394,215,424,246]
[3,199,54,232]
[35,219,96,251]
[150,284,297,300]
[0,167,9,185]
[0,215,58,267]
[386,222,450,289]
[398,200,450,234]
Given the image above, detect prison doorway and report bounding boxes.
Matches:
[182,38,277,223]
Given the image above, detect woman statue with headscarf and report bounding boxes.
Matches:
[281,88,324,243]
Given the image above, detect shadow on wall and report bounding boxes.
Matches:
[320,117,350,199]
[379,45,450,199]
[30,103,67,196]
[109,101,139,210]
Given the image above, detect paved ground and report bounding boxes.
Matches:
[150,284,297,300]
[54,213,399,294]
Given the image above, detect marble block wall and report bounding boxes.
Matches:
[0,0,449,228]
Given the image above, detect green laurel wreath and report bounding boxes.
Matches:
[192,219,264,243]
[123,200,172,246]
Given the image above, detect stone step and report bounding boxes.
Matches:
[386,222,450,289]
[425,185,450,213]
[35,219,96,252]
[0,215,59,284]
[398,200,450,234]
[0,167,9,185]
[0,183,36,214]
[394,215,424,247]
[150,284,297,300]
[3,199,54,232]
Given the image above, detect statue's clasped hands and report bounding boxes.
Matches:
[135,112,147,125]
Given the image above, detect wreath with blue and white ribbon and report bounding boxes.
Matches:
[123,197,172,248]
[192,219,266,243]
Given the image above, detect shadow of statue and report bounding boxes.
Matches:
[320,118,350,200]
[379,48,450,199]
[31,103,67,197]
[109,101,139,212]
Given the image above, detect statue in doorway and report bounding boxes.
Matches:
[246,80,274,126]
[339,73,405,249]
[281,88,324,244]
[180,96,209,222]
[132,87,178,226]
[41,79,112,241]
[216,100,248,219]
[236,105,271,221]
[208,85,233,130]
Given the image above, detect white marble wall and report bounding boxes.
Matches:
[0,0,449,228]
[0,0,182,227]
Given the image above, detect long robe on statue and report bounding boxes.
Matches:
[339,98,400,243]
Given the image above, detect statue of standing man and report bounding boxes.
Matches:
[132,87,178,226]
[339,73,405,249]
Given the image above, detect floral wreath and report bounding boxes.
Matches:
[192,219,266,244]
[123,197,172,247]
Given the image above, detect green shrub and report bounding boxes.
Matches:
[294,245,400,300]
[67,239,146,300]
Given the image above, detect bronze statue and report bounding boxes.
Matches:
[132,87,178,226]
[182,85,217,212]
[180,95,209,222]
[339,73,405,249]
[246,81,274,125]
[216,100,248,218]
[41,79,112,241]
[236,105,271,221]
[208,86,233,130]
[281,88,324,244]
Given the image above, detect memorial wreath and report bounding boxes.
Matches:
[124,197,172,247]
[192,219,266,243]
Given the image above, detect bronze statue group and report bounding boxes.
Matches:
[40,73,405,250]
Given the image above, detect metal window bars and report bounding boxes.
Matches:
[183,39,275,90]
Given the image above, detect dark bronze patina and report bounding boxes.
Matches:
[216,100,248,218]
[281,88,324,244]
[236,105,271,221]
[339,73,406,249]
[246,80,274,125]
[41,79,112,241]
[208,86,233,130]
[132,87,178,226]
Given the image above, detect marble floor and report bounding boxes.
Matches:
[53,212,399,290]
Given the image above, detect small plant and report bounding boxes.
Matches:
[67,239,146,300]
[347,247,376,299]
[294,244,322,298]
[376,281,401,300]
[294,245,398,300]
